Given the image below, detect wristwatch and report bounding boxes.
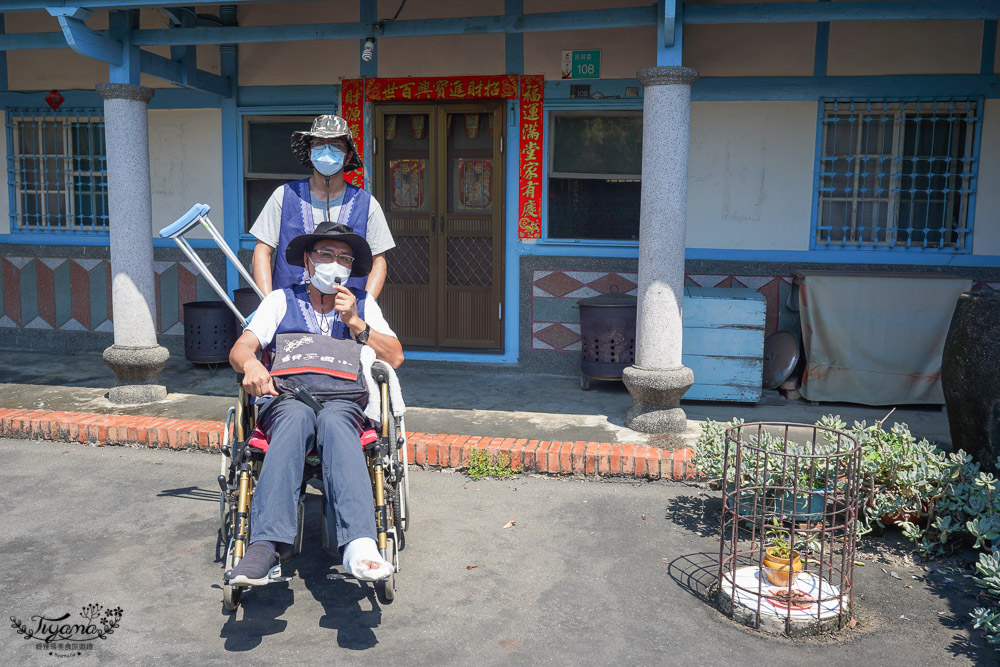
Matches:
[356,322,371,344]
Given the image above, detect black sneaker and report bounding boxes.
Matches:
[226,542,280,586]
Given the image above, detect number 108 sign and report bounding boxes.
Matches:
[561,50,601,79]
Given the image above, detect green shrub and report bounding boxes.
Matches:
[466,446,518,480]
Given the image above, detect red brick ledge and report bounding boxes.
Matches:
[0,408,699,481]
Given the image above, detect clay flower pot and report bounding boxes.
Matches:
[763,547,802,587]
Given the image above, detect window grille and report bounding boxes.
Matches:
[815,99,980,251]
[6,109,108,233]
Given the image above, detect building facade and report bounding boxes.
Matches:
[1,0,998,380]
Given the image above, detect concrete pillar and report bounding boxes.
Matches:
[97,83,169,404]
[623,66,699,434]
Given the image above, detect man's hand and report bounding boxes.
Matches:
[242,358,278,397]
[331,285,361,329]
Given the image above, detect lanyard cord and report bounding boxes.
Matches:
[324,175,331,223]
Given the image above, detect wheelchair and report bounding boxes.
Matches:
[156,203,409,612]
[217,367,410,611]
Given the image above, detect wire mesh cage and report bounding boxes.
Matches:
[717,422,862,636]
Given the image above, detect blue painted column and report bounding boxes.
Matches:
[0,16,8,92]
[219,5,240,295]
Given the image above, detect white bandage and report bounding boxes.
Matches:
[343,537,394,581]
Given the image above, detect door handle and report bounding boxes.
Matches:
[438,214,445,235]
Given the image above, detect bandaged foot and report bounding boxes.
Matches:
[343,537,394,581]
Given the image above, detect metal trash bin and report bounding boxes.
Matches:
[233,286,262,320]
[578,292,637,390]
[183,301,238,364]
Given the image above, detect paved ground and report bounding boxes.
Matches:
[1,438,991,666]
[1,349,954,449]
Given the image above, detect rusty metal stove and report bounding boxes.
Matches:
[578,292,637,390]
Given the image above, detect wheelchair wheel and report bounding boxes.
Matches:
[376,534,396,603]
[223,547,243,612]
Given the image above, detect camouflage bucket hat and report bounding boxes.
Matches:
[291,115,364,173]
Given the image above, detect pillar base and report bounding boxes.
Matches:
[623,365,694,433]
[103,344,170,405]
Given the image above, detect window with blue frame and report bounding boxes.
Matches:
[7,110,108,232]
[547,111,642,241]
[242,115,314,233]
[815,100,980,251]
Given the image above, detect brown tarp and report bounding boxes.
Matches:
[797,272,972,405]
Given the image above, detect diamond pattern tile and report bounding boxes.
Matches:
[534,271,585,297]
[587,273,637,295]
[533,323,581,350]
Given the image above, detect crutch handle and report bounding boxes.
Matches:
[159,202,210,238]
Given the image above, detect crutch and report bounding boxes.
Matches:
[158,203,263,327]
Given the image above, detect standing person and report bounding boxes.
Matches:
[249,115,394,299]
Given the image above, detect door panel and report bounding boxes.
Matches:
[376,104,504,351]
[378,112,436,348]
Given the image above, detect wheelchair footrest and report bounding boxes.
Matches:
[326,569,394,582]
[225,562,292,587]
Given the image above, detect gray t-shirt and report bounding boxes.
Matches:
[249,184,395,256]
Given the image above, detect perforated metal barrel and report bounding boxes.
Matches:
[579,292,637,379]
[233,287,262,319]
[183,301,238,364]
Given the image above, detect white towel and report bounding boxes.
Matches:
[361,347,406,425]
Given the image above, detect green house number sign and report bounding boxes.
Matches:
[561,50,601,79]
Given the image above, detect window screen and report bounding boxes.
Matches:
[548,112,642,241]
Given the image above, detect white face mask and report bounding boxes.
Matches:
[309,259,352,294]
[311,145,346,176]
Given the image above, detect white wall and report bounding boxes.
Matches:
[148,109,223,239]
[687,101,817,251]
[973,101,1000,256]
[0,110,8,235]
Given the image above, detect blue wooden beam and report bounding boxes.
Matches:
[692,74,1000,100]
[684,1,1000,24]
[663,0,676,48]
[814,0,830,77]
[139,50,232,96]
[505,0,523,74]
[2,0,274,11]
[129,6,657,46]
[982,20,997,74]
[360,0,376,79]
[48,7,123,66]
[107,9,139,84]
[0,15,8,92]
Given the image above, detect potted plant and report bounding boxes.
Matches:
[762,518,803,587]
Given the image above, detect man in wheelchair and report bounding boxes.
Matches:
[226,221,404,586]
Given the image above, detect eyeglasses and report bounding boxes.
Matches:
[311,139,349,150]
[309,249,354,267]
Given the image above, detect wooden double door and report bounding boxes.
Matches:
[374,103,505,351]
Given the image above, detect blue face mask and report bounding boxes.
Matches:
[311,145,346,176]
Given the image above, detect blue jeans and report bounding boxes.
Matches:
[249,397,375,550]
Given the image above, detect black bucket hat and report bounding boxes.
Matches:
[285,221,373,277]
[291,115,364,173]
